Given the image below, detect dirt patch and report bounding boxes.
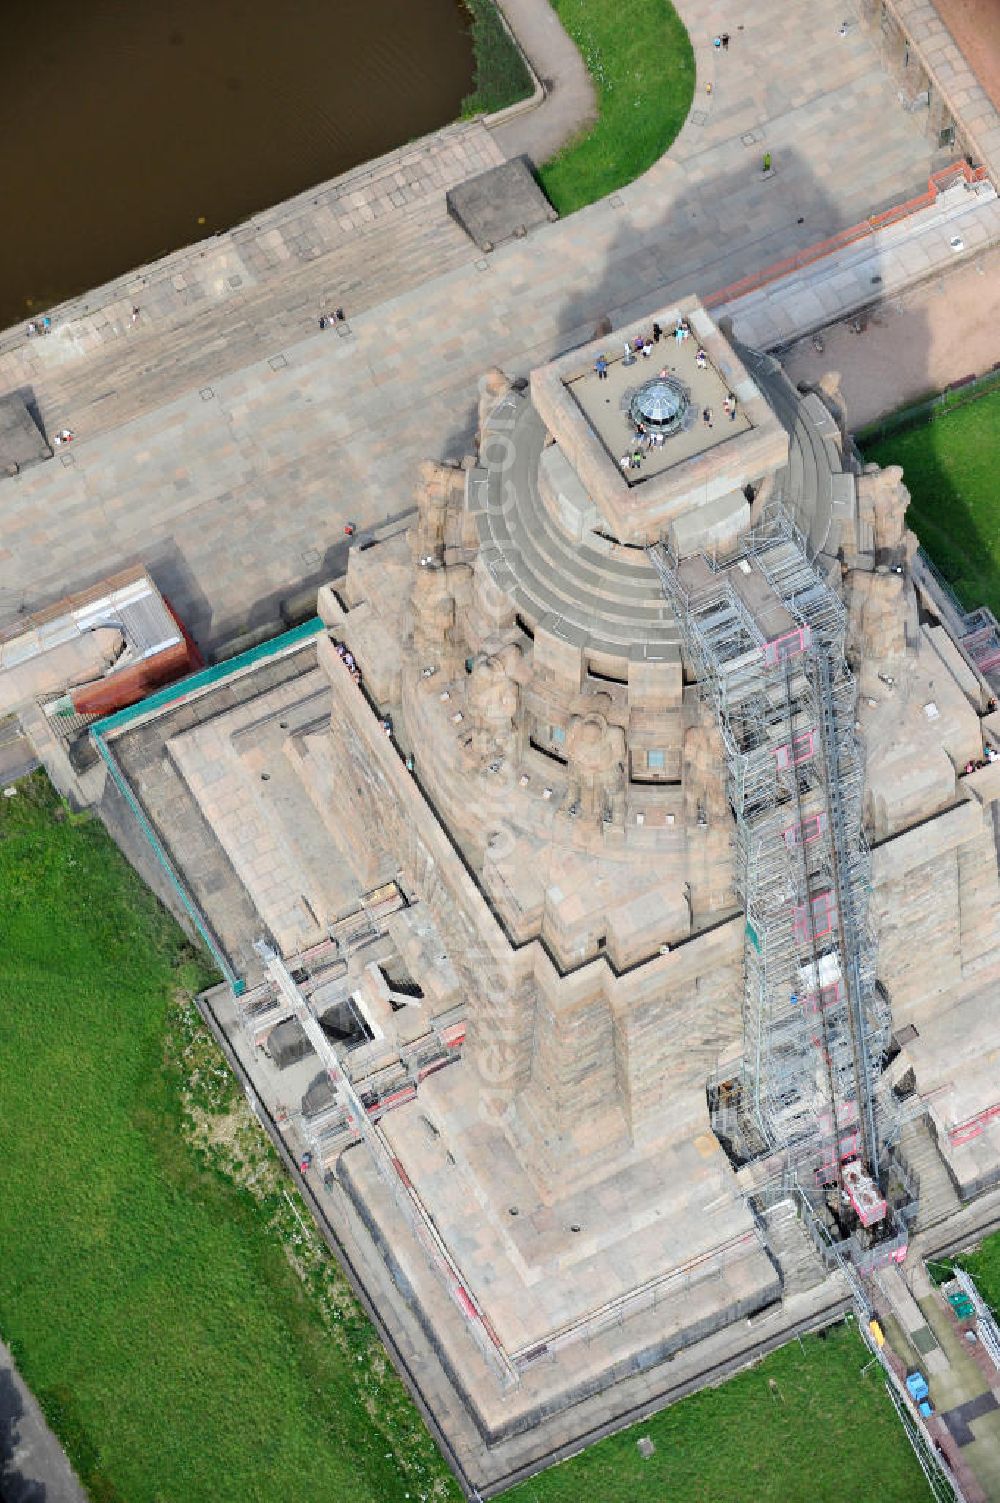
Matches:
[781,241,1000,428]
[932,0,1000,113]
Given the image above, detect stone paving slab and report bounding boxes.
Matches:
[0,0,953,652]
[943,1390,1000,1447]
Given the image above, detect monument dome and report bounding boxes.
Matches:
[629,373,689,434]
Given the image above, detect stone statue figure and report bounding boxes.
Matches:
[467,645,522,767]
[411,460,464,564]
[683,718,729,827]
[565,711,626,821]
[850,568,907,663]
[857,462,917,560]
[846,463,918,664]
[476,367,515,447]
[411,565,457,655]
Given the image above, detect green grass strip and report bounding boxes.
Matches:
[462,0,534,116]
[0,773,939,1503]
[861,384,1000,620]
[956,1238,1000,1322]
[499,1322,927,1502]
[538,0,694,217]
[0,776,457,1503]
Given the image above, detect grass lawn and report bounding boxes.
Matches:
[0,774,931,1503]
[500,1322,929,1503]
[861,386,1000,618]
[462,0,533,115]
[538,0,695,217]
[956,1232,1000,1319]
[0,775,457,1503]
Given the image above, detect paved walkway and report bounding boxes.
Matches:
[783,235,1000,428]
[721,174,1000,348]
[0,1338,87,1503]
[0,0,959,650]
[489,0,597,163]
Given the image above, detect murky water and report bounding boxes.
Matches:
[0,0,474,329]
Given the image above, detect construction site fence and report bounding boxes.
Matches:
[855,364,1000,448]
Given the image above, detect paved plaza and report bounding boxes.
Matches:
[0,0,955,651]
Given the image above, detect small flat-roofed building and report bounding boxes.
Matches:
[0,393,51,476]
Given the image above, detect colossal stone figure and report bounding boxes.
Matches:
[412,459,464,563]
[467,647,522,767]
[476,367,515,448]
[565,710,626,822]
[846,463,918,665]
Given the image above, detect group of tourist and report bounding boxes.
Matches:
[964,746,1000,774]
[620,445,653,471]
[628,334,656,361]
[594,318,699,380]
[318,308,346,330]
[333,640,361,684]
[333,638,394,740]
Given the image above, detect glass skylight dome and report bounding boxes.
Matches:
[629,375,689,435]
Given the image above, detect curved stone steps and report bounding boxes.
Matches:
[474,400,680,652]
[754,360,837,557]
[505,486,675,624]
[477,500,678,650]
[473,351,850,659]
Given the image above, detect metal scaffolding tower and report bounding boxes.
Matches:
[649,515,893,1226]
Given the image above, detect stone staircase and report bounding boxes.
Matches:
[741,346,851,559]
[899,1114,963,1233]
[761,1197,829,1297]
[472,392,683,658]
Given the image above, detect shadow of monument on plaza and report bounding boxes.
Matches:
[195,499,423,655]
[140,144,994,656]
[551,144,912,366]
[539,143,998,601]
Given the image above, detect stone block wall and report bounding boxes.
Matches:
[319,609,753,1181]
[611,920,743,1144]
[856,0,1000,184]
[872,798,1000,1018]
